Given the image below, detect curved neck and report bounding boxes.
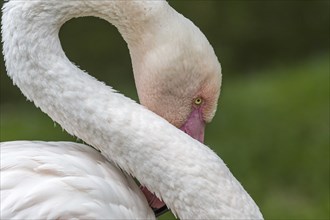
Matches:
[2,0,170,136]
[2,1,262,219]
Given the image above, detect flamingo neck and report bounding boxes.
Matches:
[2,0,169,140]
[2,1,263,219]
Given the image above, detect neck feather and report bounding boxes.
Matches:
[2,1,262,218]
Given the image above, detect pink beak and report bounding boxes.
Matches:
[179,107,205,143]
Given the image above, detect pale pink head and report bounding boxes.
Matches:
[130,13,222,144]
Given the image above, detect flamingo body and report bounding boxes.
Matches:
[1,141,155,219]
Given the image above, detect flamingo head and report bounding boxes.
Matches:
[132,14,222,143]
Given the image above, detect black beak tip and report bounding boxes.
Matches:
[153,205,169,217]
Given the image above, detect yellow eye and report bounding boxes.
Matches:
[194,97,203,105]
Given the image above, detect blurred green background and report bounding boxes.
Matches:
[1,1,329,219]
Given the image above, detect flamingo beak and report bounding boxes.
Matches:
[140,186,169,217]
[179,107,205,143]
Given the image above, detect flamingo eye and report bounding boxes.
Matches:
[194,97,203,105]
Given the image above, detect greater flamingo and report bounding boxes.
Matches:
[1,0,263,219]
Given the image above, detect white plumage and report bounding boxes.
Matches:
[1,0,263,219]
[1,141,154,219]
